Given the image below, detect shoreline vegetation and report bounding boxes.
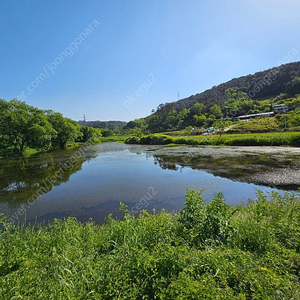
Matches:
[0,99,103,158]
[125,131,300,147]
[3,131,300,160]
[1,189,300,298]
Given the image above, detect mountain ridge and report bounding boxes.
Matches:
[128,61,300,132]
[173,61,300,111]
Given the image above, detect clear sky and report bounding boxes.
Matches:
[1,0,300,122]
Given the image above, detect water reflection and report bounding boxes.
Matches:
[129,145,300,190]
[1,143,300,225]
[153,157,179,171]
[0,148,97,207]
[153,155,300,190]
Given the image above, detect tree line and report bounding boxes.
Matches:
[0,99,100,156]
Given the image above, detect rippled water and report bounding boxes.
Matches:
[1,142,299,224]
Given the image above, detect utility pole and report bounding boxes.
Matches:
[284,111,287,130]
[178,92,180,100]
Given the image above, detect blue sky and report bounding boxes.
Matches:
[1,0,300,122]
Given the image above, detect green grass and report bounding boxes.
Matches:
[1,190,300,299]
[126,132,300,147]
[22,148,39,157]
[100,135,128,143]
[227,118,280,133]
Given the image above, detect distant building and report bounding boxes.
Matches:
[238,112,274,120]
[273,105,289,113]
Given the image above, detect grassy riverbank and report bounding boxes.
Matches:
[125,131,300,147]
[100,135,128,143]
[1,190,300,299]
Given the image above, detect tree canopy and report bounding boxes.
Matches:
[0,99,100,156]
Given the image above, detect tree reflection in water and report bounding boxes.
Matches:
[0,148,97,208]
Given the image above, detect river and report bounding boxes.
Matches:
[1,142,300,224]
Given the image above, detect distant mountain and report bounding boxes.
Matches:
[78,120,127,130]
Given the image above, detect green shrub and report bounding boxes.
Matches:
[138,134,173,145]
[125,136,140,144]
[232,190,300,253]
[179,190,234,246]
[290,133,300,146]
[173,137,187,144]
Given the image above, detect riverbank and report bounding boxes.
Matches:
[1,190,300,299]
[100,135,128,142]
[0,138,103,159]
[125,131,300,147]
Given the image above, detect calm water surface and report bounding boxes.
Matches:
[1,142,300,224]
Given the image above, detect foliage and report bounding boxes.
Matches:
[126,62,300,133]
[209,104,223,119]
[125,132,300,147]
[76,126,101,143]
[100,135,128,143]
[139,134,173,145]
[78,120,127,131]
[47,112,82,148]
[99,129,114,137]
[0,99,56,155]
[228,117,280,133]
[0,99,97,156]
[286,76,300,96]
[213,119,232,136]
[179,189,234,246]
[125,136,140,144]
[275,110,300,129]
[1,190,300,299]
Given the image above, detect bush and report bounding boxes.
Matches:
[290,133,300,146]
[232,190,300,253]
[139,134,173,145]
[179,190,234,246]
[173,137,188,144]
[125,136,140,144]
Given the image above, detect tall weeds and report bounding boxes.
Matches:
[1,190,300,299]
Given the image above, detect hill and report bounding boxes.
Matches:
[174,61,300,110]
[78,120,127,131]
[127,61,300,133]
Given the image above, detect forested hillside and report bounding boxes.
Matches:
[175,61,300,110]
[127,61,300,133]
[78,120,126,131]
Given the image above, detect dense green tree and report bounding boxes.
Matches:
[192,114,207,127]
[27,112,56,150]
[286,76,300,96]
[47,112,82,148]
[189,102,205,116]
[124,121,137,129]
[78,120,126,130]
[0,99,56,155]
[76,126,100,143]
[209,104,223,119]
[100,129,114,137]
